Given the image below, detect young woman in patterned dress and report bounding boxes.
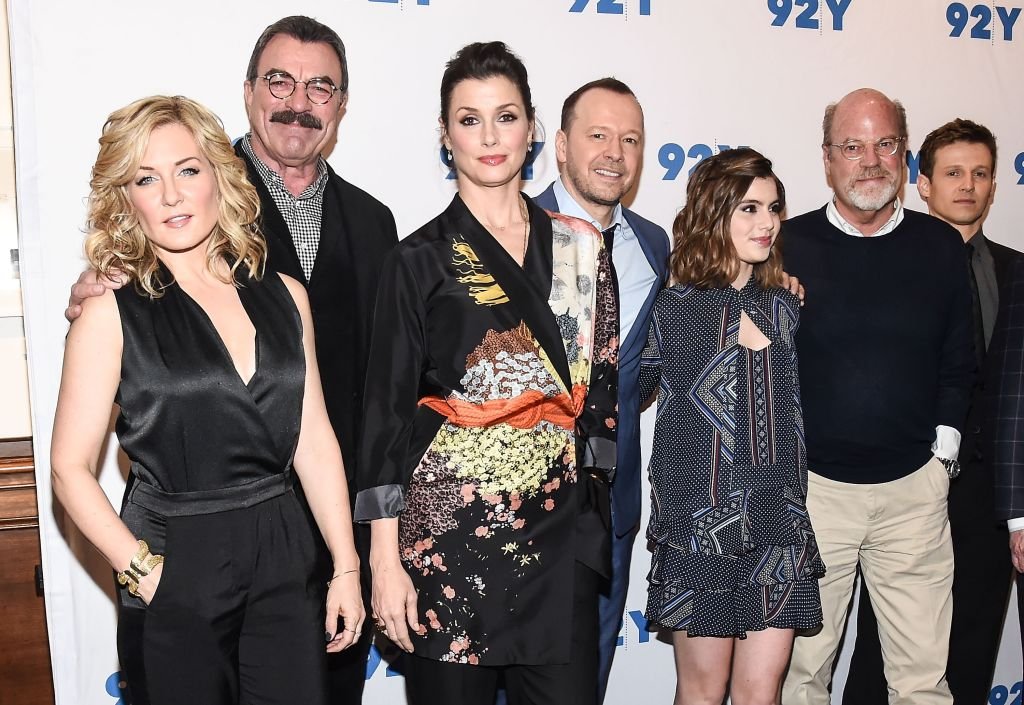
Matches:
[638,148,824,705]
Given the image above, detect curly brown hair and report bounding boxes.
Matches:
[85,95,264,297]
[669,148,785,289]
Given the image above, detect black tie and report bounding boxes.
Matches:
[602,225,621,336]
[965,242,986,370]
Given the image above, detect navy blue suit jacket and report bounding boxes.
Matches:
[534,183,669,536]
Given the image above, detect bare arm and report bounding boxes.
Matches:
[369,516,419,652]
[50,289,164,600]
[280,274,365,651]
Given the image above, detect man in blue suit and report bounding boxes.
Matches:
[534,78,670,703]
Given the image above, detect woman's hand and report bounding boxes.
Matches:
[370,557,421,653]
[136,562,164,605]
[326,571,366,653]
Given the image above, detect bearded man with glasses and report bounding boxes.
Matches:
[779,88,974,705]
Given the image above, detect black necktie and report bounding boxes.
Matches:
[965,242,985,370]
[602,225,621,337]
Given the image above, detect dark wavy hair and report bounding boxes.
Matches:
[669,148,786,289]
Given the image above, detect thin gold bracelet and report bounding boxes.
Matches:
[326,568,359,587]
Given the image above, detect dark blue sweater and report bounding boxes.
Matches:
[782,205,974,483]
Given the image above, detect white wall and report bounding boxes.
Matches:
[0,0,30,440]
[10,1,1023,702]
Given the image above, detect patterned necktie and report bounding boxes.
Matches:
[602,225,621,338]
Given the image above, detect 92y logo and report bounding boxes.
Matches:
[569,0,653,16]
[659,142,747,180]
[947,3,1021,40]
[768,0,853,30]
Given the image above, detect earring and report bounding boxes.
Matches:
[446,149,453,161]
[528,142,533,152]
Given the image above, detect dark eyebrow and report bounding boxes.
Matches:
[454,102,520,113]
[587,123,641,135]
[264,68,337,86]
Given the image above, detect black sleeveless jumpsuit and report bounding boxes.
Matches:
[113,267,326,705]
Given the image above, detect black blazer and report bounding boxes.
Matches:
[978,238,1024,522]
[236,145,399,493]
[963,239,1019,462]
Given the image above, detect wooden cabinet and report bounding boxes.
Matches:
[0,440,55,705]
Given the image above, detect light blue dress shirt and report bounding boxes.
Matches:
[552,177,657,344]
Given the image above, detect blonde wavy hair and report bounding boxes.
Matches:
[85,95,264,297]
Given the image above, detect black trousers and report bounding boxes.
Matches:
[404,561,600,705]
[117,492,326,705]
[844,455,1016,705]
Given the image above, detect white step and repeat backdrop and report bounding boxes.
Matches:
[10,1,1023,703]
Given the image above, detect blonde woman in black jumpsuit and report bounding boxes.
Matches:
[50,96,364,705]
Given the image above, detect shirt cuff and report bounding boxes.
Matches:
[931,425,962,461]
[581,436,617,484]
[1008,517,1024,532]
[353,485,405,523]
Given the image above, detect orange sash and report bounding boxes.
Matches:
[419,385,587,432]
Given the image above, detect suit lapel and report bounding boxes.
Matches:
[308,170,344,291]
[990,239,1015,296]
[236,146,307,283]
[620,209,668,355]
[452,195,573,392]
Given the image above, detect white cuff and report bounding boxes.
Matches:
[931,425,962,461]
[1008,518,1024,532]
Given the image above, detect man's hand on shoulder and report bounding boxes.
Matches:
[781,272,806,305]
[66,269,126,322]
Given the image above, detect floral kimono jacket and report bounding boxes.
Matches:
[355,194,618,666]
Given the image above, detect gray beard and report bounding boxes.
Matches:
[843,178,899,212]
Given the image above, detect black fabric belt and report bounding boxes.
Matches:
[127,468,295,517]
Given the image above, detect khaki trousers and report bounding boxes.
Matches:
[782,457,954,705]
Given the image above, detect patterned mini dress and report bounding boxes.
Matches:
[638,280,825,636]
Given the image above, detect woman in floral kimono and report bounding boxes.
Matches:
[353,42,618,705]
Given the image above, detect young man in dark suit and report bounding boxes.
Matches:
[845,118,1021,705]
[68,16,398,705]
[533,78,670,703]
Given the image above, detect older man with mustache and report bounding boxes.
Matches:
[779,88,974,705]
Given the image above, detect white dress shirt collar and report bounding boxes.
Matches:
[552,177,628,237]
[825,197,904,237]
